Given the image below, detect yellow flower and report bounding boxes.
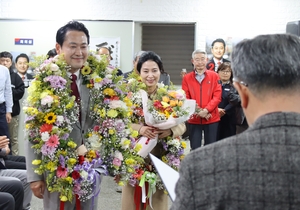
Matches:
[46,161,56,172]
[131,130,139,138]
[67,158,77,166]
[168,91,177,98]
[103,88,115,96]
[127,167,134,173]
[180,155,185,160]
[65,177,73,184]
[161,101,170,108]
[66,101,74,109]
[162,96,170,103]
[125,158,136,165]
[181,141,187,149]
[81,65,91,75]
[44,112,57,124]
[107,109,118,118]
[94,77,102,83]
[32,159,41,165]
[118,181,124,186]
[162,156,168,163]
[87,150,97,159]
[178,100,183,107]
[67,141,77,149]
[123,97,132,107]
[60,195,68,202]
[134,143,142,152]
[99,109,106,118]
[169,100,177,107]
[108,129,115,135]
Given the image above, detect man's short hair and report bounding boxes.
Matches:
[211,38,226,48]
[192,49,207,59]
[231,34,300,95]
[133,51,146,61]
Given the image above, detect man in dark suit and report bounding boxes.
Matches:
[206,38,230,71]
[15,53,34,88]
[171,33,300,210]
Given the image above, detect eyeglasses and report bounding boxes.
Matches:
[233,77,248,87]
[220,70,231,74]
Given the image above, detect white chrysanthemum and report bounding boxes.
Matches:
[56,115,64,123]
[41,132,50,142]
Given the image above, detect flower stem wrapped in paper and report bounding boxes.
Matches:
[137,84,196,157]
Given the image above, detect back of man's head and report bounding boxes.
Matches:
[231,34,300,96]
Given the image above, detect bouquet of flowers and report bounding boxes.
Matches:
[24,54,106,203]
[83,55,145,187]
[137,84,196,157]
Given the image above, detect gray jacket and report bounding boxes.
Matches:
[171,112,300,210]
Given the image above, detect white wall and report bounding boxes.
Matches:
[0,0,300,68]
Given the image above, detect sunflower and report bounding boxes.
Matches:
[81,65,92,75]
[44,112,57,124]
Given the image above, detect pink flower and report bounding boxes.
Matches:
[113,157,122,167]
[46,134,59,148]
[93,125,100,132]
[56,166,68,178]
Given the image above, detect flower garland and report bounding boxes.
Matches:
[24,54,106,203]
[82,55,145,187]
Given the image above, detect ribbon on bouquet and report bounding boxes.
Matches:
[134,171,156,210]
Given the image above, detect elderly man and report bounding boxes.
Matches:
[171,33,300,210]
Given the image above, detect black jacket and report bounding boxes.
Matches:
[10,69,25,116]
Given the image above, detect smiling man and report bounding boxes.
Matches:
[25,21,101,210]
[206,38,230,72]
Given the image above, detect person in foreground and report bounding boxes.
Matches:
[25,21,100,210]
[171,33,300,210]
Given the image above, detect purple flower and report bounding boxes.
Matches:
[59,155,65,168]
[101,78,112,85]
[41,144,56,156]
[104,98,110,104]
[44,75,67,89]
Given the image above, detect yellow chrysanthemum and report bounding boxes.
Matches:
[131,130,139,138]
[60,195,68,202]
[46,161,56,172]
[162,156,168,163]
[32,159,41,165]
[103,88,115,96]
[125,158,136,165]
[67,141,77,149]
[134,143,142,152]
[107,109,118,118]
[81,65,91,75]
[65,177,73,184]
[67,158,77,166]
[94,77,102,83]
[180,155,185,160]
[99,109,106,118]
[181,141,187,149]
[127,167,134,173]
[87,150,97,159]
[66,101,74,109]
[108,129,115,135]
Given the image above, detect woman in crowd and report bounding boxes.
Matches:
[121,51,186,210]
[216,62,237,140]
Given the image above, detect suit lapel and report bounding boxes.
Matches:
[79,74,90,126]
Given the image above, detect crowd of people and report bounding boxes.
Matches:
[1,20,300,210]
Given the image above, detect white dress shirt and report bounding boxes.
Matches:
[0,65,13,113]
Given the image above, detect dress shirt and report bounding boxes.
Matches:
[213,57,223,71]
[195,70,206,84]
[0,65,13,113]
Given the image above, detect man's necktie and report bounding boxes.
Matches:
[71,74,81,123]
[217,61,221,66]
[22,76,25,81]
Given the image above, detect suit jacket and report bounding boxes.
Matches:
[206,58,231,72]
[25,73,95,209]
[171,112,300,210]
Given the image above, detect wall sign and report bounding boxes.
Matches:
[15,38,33,45]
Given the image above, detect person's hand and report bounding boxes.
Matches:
[198,109,209,118]
[180,71,187,78]
[0,136,9,149]
[4,144,10,155]
[218,108,226,117]
[205,113,212,120]
[30,181,45,199]
[139,126,157,139]
[6,113,12,124]
[155,129,172,139]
